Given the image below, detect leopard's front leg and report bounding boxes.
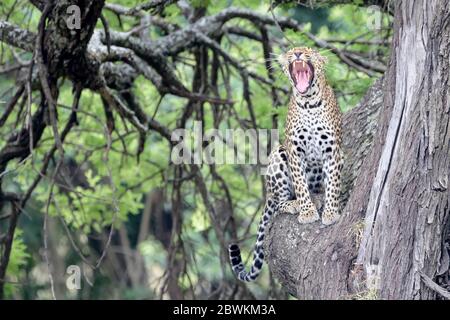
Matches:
[322,147,343,226]
[279,141,320,224]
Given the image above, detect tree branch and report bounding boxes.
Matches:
[0,21,36,52]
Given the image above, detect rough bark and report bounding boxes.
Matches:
[266,0,450,300]
[358,0,450,300]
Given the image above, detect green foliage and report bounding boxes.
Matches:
[189,202,211,232]
[191,0,211,8]
[4,229,30,298]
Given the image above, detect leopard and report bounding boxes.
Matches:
[228,47,343,282]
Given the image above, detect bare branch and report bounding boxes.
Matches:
[0,21,36,51]
[0,84,25,127]
[0,201,19,299]
[420,272,450,300]
[104,0,178,16]
[272,0,393,13]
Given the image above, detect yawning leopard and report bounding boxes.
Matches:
[229,47,343,282]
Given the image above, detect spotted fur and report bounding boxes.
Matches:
[229,47,343,282]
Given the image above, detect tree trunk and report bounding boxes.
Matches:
[358,0,450,300]
[267,0,450,300]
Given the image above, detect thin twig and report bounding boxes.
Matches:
[43,183,57,300]
[35,1,64,158]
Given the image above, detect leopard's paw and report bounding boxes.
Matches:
[297,207,320,224]
[321,209,340,226]
[279,200,300,215]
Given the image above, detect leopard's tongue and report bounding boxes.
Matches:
[295,70,310,93]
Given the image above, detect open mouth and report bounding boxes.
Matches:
[289,60,314,94]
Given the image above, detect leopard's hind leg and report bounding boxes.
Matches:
[228,145,293,282]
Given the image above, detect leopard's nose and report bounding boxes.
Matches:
[294,52,302,59]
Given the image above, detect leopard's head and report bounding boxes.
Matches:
[279,47,327,96]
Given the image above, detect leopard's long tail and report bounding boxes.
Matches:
[228,199,276,282]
